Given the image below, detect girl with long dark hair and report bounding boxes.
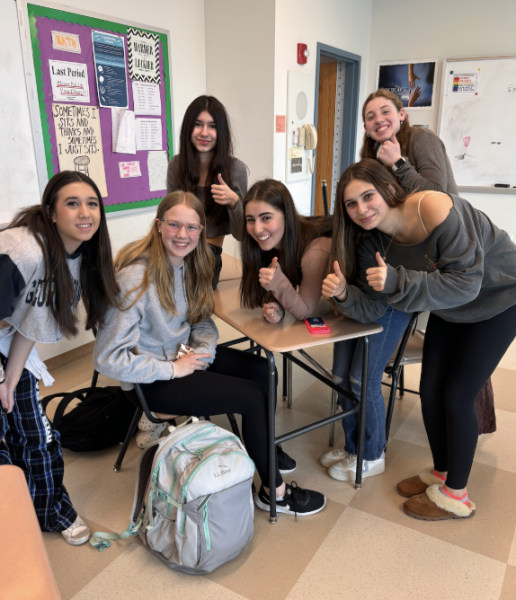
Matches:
[322,158,516,520]
[0,171,119,544]
[167,96,247,288]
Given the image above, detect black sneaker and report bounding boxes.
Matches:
[254,482,326,517]
[277,444,297,474]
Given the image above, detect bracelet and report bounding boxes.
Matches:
[170,361,175,380]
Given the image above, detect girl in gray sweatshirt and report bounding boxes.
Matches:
[323,159,516,521]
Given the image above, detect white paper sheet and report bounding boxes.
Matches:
[112,109,136,154]
[119,161,141,178]
[147,151,168,191]
[136,118,162,151]
[49,60,90,103]
[132,81,162,116]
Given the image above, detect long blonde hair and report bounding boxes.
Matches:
[114,191,214,324]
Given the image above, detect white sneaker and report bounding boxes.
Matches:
[135,424,167,449]
[319,447,348,468]
[61,515,91,546]
[138,413,162,432]
[328,451,385,482]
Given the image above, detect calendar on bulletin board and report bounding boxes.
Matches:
[20,1,173,213]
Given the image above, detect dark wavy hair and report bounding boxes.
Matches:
[360,89,413,160]
[8,171,119,337]
[240,179,333,309]
[175,95,235,226]
[330,159,406,285]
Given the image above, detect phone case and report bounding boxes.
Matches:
[304,318,331,334]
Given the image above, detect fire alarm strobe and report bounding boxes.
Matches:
[297,43,309,65]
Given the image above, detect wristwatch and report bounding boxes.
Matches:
[392,157,407,173]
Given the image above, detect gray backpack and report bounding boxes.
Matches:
[90,417,255,574]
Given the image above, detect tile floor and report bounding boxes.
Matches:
[39,317,516,600]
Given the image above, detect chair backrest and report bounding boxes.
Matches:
[385,313,421,375]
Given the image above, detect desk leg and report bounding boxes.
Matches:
[282,354,287,401]
[266,350,277,523]
[355,336,369,490]
[287,354,293,408]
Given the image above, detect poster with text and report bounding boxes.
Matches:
[377,60,437,108]
[52,103,108,197]
[92,31,128,108]
[127,28,160,84]
[49,60,90,103]
[451,72,478,94]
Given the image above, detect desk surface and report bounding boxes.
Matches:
[214,279,383,353]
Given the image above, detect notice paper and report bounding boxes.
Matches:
[127,28,161,84]
[136,118,162,151]
[112,109,136,154]
[451,72,478,94]
[147,151,168,191]
[52,103,108,197]
[49,60,90,103]
[132,81,161,116]
[119,161,141,178]
[92,31,128,109]
[51,31,81,54]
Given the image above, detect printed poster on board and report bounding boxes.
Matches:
[377,60,437,108]
[92,31,128,108]
[127,27,161,84]
[451,72,478,94]
[52,103,108,197]
[49,60,90,103]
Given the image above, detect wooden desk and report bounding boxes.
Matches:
[0,465,61,599]
[214,279,383,522]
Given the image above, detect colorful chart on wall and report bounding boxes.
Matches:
[23,2,173,213]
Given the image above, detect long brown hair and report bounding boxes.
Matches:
[360,90,413,160]
[114,191,214,325]
[8,170,119,337]
[330,159,406,284]
[175,96,236,226]
[240,179,333,309]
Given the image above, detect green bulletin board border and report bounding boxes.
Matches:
[26,3,173,213]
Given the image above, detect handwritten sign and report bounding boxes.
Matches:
[51,31,81,54]
[119,161,141,178]
[52,103,108,197]
[49,60,90,103]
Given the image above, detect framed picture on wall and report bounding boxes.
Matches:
[376,60,438,108]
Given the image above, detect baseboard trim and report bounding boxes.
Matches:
[44,341,95,373]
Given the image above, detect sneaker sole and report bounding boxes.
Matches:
[254,495,326,517]
[328,461,385,482]
[279,466,296,474]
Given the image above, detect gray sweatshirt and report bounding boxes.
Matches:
[335,195,516,324]
[93,260,218,385]
[166,156,247,240]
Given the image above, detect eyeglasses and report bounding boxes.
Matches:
[159,219,204,236]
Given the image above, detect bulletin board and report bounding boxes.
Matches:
[437,56,516,190]
[19,1,173,213]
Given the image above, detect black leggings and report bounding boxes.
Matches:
[128,346,282,488]
[208,243,223,290]
[420,304,516,489]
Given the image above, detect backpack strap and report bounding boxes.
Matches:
[90,519,143,551]
[42,387,112,429]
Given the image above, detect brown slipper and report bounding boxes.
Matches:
[397,467,445,498]
[403,485,476,521]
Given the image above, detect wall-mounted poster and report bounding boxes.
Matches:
[49,59,90,102]
[127,27,160,84]
[377,60,437,108]
[92,31,128,108]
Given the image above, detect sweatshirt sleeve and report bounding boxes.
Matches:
[93,292,173,385]
[395,131,449,192]
[262,239,330,320]
[383,213,484,313]
[0,254,27,321]
[166,155,179,194]
[227,159,248,241]
[189,316,218,362]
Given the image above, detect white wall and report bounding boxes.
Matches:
[368,0,516,237]
[274,0,374,215]
[0,0,207,359]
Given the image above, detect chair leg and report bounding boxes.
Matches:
[282,354,288,401]
[114,406,142,472]
[384,370,400,453]
[328,390,337,446]
[226,413,242,442]
[287,355,293,408]
[399,365,405,399]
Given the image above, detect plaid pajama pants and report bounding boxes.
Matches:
[0,367,77,532]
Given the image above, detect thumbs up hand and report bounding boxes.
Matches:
[262,301,284,324]
[366,252,388,292]
[322,260,347,301]
[259,256,279,289]
[377,132,402,168]
[211,173,239,210]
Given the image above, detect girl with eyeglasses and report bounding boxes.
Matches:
[94,191,326,518]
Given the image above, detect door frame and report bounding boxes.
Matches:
[312,43,361,214]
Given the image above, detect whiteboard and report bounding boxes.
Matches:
[438,56,516,189]
[0,1,41,224]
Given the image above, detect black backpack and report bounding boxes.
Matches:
[42,386,137,452]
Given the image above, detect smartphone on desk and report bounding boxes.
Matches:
[304,317,331,334]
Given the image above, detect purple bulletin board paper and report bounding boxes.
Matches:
[34,14,170,208]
